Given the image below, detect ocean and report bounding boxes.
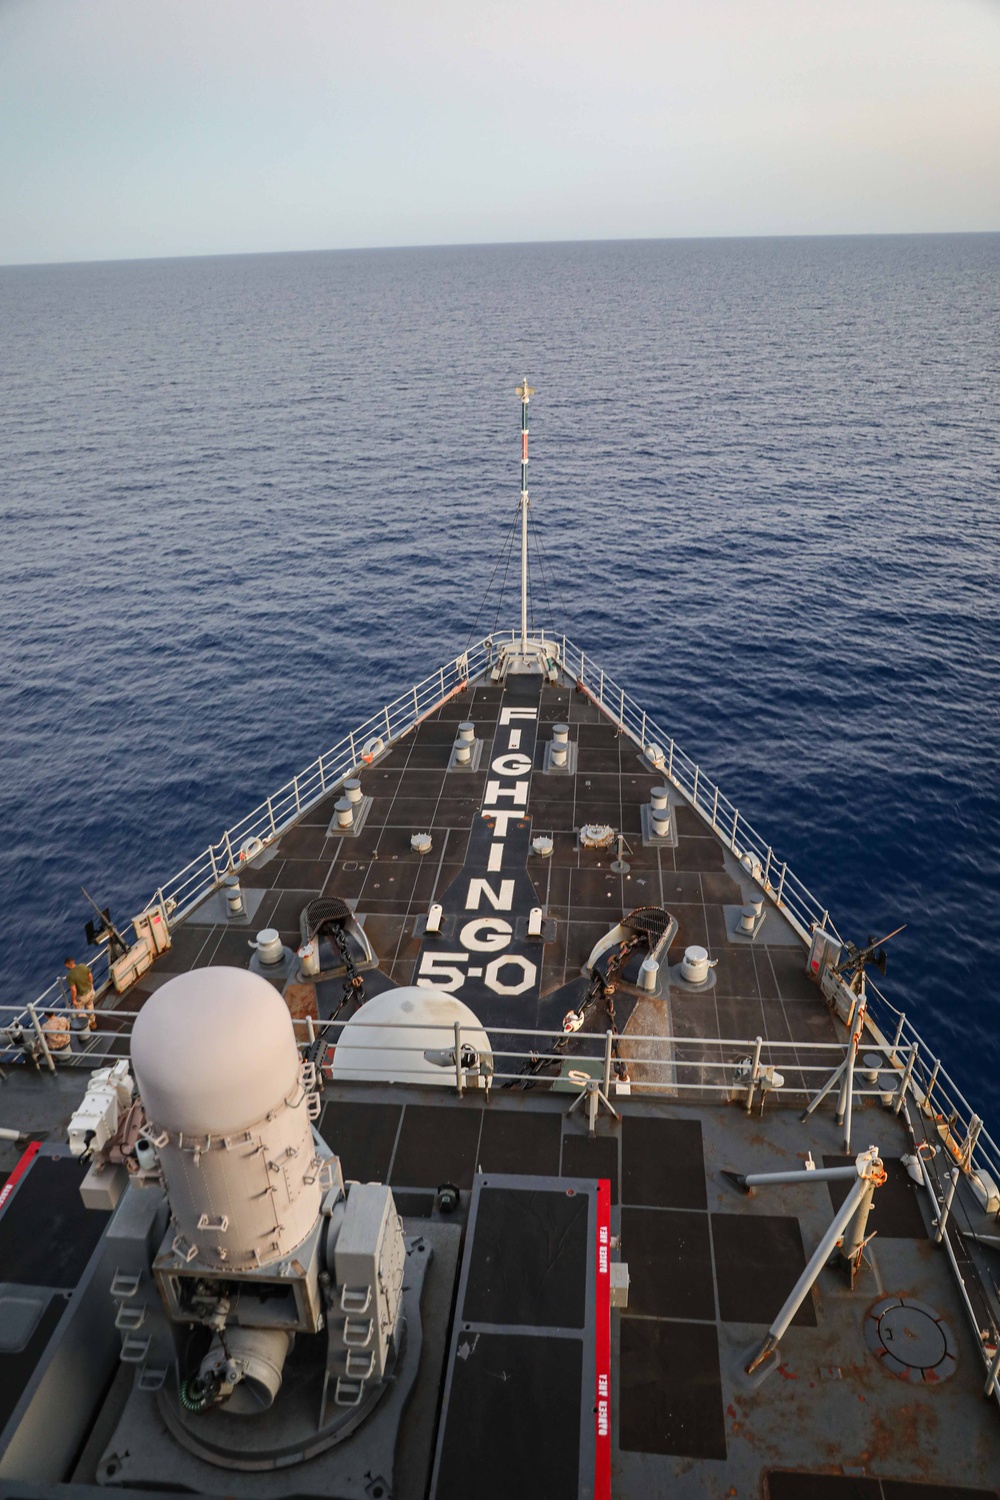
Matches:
[1,235,997,1112]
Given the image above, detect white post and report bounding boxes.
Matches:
[837,994,865,1153]
[962,1115,983,1171]
[935,1168,960,1244]
[28,1004,55,1073]
[776,861,787,906]
[894,1043,918,1115]
[603,1029,614,1096]
[746,1035,762,1114]
[985,1344,1000,1399]
[924,1058,940,1111]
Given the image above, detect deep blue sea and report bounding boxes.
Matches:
[1,236,997,1110]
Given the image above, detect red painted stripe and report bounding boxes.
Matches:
[0,1139,40,1217]
[594,1176,612,1500]
[521,432,528,462]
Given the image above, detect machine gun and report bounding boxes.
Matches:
[82,886,129,963]
[834,923,906,991]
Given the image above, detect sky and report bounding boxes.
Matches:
[1,0,998,265]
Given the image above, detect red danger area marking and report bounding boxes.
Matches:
[595,1177,611,1500]
[0,1139,40,1217]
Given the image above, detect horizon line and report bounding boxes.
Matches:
[2,227,999,273]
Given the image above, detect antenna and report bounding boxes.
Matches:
[515,378,535,655]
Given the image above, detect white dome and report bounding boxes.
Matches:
[330,986,491,1086]
[131,967,301,1136]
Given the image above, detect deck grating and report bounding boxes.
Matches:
[0,1157,109,1288]
[562,1130,620,1202]
[711,1212,817,1326]
[622,1117,708,1210]
[618,1316,727,1460]
[389,1103,484,1189]
[477,1110,563,1177]
[620,1207,716,1320]
[319,1100,402,1183]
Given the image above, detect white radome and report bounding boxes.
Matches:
[131,968,321,1267]
[330,986,491,1086]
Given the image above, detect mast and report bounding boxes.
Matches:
[515,378,534,655]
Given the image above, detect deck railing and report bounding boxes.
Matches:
[8,997,997,1392]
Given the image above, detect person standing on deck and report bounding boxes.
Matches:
[64,956,96,1030]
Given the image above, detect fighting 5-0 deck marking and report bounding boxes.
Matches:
[413,697,545,1026]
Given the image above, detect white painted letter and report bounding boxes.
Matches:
[483,780,528,806]
[491,753,532,777]
[465,878,515,912]
[459,917,513,953]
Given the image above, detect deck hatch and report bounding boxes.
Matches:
[430,1172,602,1500]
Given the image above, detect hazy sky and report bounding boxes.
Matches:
[1,0,998,265]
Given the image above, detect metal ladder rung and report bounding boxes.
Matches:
[343,1317,373,1348]
[120,1334,151,1364]
[334,1376,366,1408]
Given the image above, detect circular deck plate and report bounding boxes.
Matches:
[864,1296,958,1384]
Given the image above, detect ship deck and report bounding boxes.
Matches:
[2,662,999,1499]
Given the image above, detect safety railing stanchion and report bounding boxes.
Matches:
[27,1004,56,1073]
[895,1043,918,1114]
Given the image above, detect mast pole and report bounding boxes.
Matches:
[516,377,534,656]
